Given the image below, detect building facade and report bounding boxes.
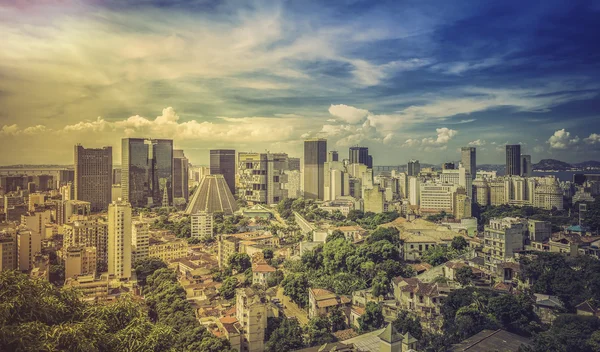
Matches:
[461,147,476,179]
[505,145,521,176]
[238,152,289,204]
[172,149,190,204]
[108,201,132,279]
[304,139,327,200]
[483,218,526,271]
[74,145,112,211]
[210,149,236,195]
[132,221,149,263]
[191,211,213,239]
[121,138,173,208]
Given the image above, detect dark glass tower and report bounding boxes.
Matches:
[173,149,189,202]
[349,147,369,165]
[461,147,476,179]
[74,145,112,211]
[210,149,236,194]
[121,138,173,208]
[506,145,521,176]
[304,139,327,200]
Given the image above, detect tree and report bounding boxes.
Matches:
[358,302,385,332]
[282,273,309,307]
[393,310,423,339]
[134,257,168,287]
[372,271,391,298]
[455,266,475,286]
[267,270,284,288]
[326,229,346,243]
[305,316,335,347]
[220,277,239,299]
[265,318,304,352]
[530,315,600,352]
[367,227,401,245]
[263,248,274,261]
[228,253,251,273]
[451,236,468,251]
[329,306,347,332]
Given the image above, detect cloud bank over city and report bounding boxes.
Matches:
[0,0,599,165]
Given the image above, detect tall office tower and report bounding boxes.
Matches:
[349,146,369,165]
[367,155,373,168]
[74,145,112,212]
[407,160,420,176]
[238,152,289,204]
[173,150,189,203]
[121,138,173,208]
[506,145,521,176]
[521,155,532,177]
[210,149,236,195]
[328,151,339,162]
[304,139,327,200]
[461,147,476,179]
[108,201,132,279]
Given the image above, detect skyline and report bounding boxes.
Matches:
[1,1,600,165]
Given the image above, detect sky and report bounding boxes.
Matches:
[1,0,599,166]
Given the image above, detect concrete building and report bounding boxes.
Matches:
[304,138,327,200]
[419,182,458,214]
[473,179,490,206]
[74,145,112,211]
[132,221,149,263]
[236,288,268,352]
[252,262,276,286]
[238,152,289,204]
[349,147,370,167]
[527,220,552,243]
[218,236,241,268]
[63,219,108,268]
[108,201,132,280]
[283,170,302,199]
[173,149,190,204]
[521,155,532,177]
[20,209,52,240]
[505,145,521,176]
[461,147,476,179]
[210,149,236,195]
[363,187,385,213]
[65,246,97,279]
[408,177,420,206]
[407,160,420,177]
[28,193,45,212]
[148,237,188,262]
[121,138,173,208]
[489,179,506,206]
[324,159,350,201]
[191,211,213,239]
[0,230,17,271]
[483,218,527,271]
[17,228,42,271]
[533,179,563,210]
[308,288,351,320]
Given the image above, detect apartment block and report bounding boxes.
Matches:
[148,237,188,262]
[191,211,213,239]
[132,221,150,263]
[108,201,132,280]
[483,218,527,272]
[65,246,97,279]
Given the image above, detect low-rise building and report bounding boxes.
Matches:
[392,276,452,329]
[252,262,276,286]
[65,246,97,279]
[148,237,188,262]
[191,211,213,239]
[483,218,527,272]
[308,288,351,322]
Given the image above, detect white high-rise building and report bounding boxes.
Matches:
[191,211,214,239]
[408,176,420,206]
[132,221,149,263]
[108,200,132,280]
[324,160,350,201]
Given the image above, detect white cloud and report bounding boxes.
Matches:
[328,104,370,124]
[584,133,600,145]
[468,139,486,146]
[0,124,20,136]
[547,129,580,150]
[422,127,458,145]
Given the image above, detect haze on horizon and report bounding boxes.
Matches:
[0,0,599,166]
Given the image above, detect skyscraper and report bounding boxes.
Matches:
[238,152,289,204]
[304,138,327,200]
[210,149,236,195]
[328,151,339,162]
[121,138,173,208]
[506,145,521,176]
[108,200,132,280]
[349,146,369,165]
[407,160,420,176]
[173,149,189,203]
[521,155,532,177]
[74,145,112,211]
[461,147,476,179]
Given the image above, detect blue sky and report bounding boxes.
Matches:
[0,0,599,165]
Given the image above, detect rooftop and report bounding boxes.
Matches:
[450,329,532,352]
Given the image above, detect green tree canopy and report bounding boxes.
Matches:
[265,318,304,352]
[358,302,385,332]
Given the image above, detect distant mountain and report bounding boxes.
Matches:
[532,159,600,171]
[573,160,600,169]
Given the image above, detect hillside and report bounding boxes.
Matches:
[532,159,573,171]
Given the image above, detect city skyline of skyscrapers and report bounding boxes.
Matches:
[74,145,112,212]
[506,144,522,176]
[121,138,173,208]
[304,138,327,200]
[209,149,236,195]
